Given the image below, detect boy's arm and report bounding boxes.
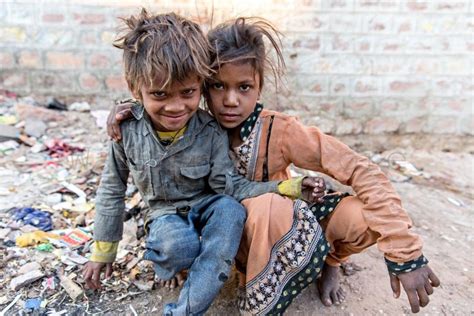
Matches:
[93,140,130,257]
[84,140,129,289]
[207,127,314,201]
[207,128,278,200]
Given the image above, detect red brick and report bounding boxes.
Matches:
[389,81,422,93]
[354,80,378,94]
[336,119,363,135]
[425,116,458,134]
[405,117,425,133]
[398,22,412,33]
[74,13,106,25]
[31,72,76,91]
[364,117,400,134]
[19,51,41,68]
[406,1,428,11]
[330,35,351,52]
[105,75,128,91]
[359,0,379,7]
[0,52,15,68]
[318,100,341,115]
[327,0,351,9]
[80,32,98,46]
[79,73,101,90]
[88,53,111,69]
[42,14,64,23]
[344,100,373,116]
[292,36,320,50]
[46,52,83,69]
[437,2,467,11]
[355,40,371,52]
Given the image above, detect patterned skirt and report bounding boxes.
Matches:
[237,192,348,315]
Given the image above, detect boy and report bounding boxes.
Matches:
[83,10,322,316]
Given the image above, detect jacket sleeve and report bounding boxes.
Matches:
[281,116,423,263]
[207,127,280,201]
[94,140,129,242]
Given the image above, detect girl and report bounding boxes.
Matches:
[205,17,439,315]
[108,17,439,315]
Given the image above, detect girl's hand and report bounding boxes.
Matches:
[389,265,440,313]
[106,100,135,141]
[301,176,326,203]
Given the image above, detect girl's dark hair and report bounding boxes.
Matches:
[207,17,285,90]
[114,9,213,96]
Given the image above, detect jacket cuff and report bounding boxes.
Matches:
[385,254,428,275]
[278,177,304,199]
[90,241,119,263]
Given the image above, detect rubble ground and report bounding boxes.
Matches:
[0,92,472,315]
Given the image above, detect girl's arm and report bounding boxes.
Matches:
[280,116,423,263]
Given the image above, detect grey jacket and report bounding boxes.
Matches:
[94,105,279,242]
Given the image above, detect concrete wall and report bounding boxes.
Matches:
[0,0,472,137]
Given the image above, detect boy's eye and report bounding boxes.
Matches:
[240,84,251,92]
[182,89,196,96]
[212,83,224,90]
[152,91,166,98]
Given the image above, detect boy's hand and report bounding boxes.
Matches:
[389,265,440,313]
[301,176,326,203]
[106,101,134,141]
[83,261,113,289]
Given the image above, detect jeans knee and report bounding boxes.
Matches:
[213,196,246,224]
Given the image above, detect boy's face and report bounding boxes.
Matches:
[136,75,202,132]
[207,62,260,131]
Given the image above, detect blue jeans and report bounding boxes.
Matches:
[143,194,246,316]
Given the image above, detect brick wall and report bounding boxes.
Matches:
[0,0,472,137]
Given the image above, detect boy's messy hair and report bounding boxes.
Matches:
[114,9,213,96]
[207,17,285,89]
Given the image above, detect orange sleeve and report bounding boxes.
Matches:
[280,116,423,262]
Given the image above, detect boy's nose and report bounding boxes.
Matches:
[165,100,186,112]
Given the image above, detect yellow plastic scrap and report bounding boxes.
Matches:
[16,231,60,247]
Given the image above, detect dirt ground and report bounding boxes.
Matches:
[0,100,472,315]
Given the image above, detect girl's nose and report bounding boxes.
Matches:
[224,90,239,107]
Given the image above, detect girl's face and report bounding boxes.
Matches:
[207,62,260,130]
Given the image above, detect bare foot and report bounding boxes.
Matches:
[155,270,187,289]
[317,263,345,306]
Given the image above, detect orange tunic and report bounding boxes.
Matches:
[252,109,423,263]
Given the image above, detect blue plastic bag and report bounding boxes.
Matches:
[13,207,53,231]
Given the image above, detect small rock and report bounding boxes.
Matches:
[0,124,20,142]
[25,119,47,138]
[45,193,62,205]
[18,262,42,274]
[68,102,91,112]
[31,143,47,153]
[0,227,12,239]
[10,269,45,291]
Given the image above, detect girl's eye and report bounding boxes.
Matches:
[152,91,166,98]
[182,89,196,96]
[240,84,251,92]
[212,83,224,90]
